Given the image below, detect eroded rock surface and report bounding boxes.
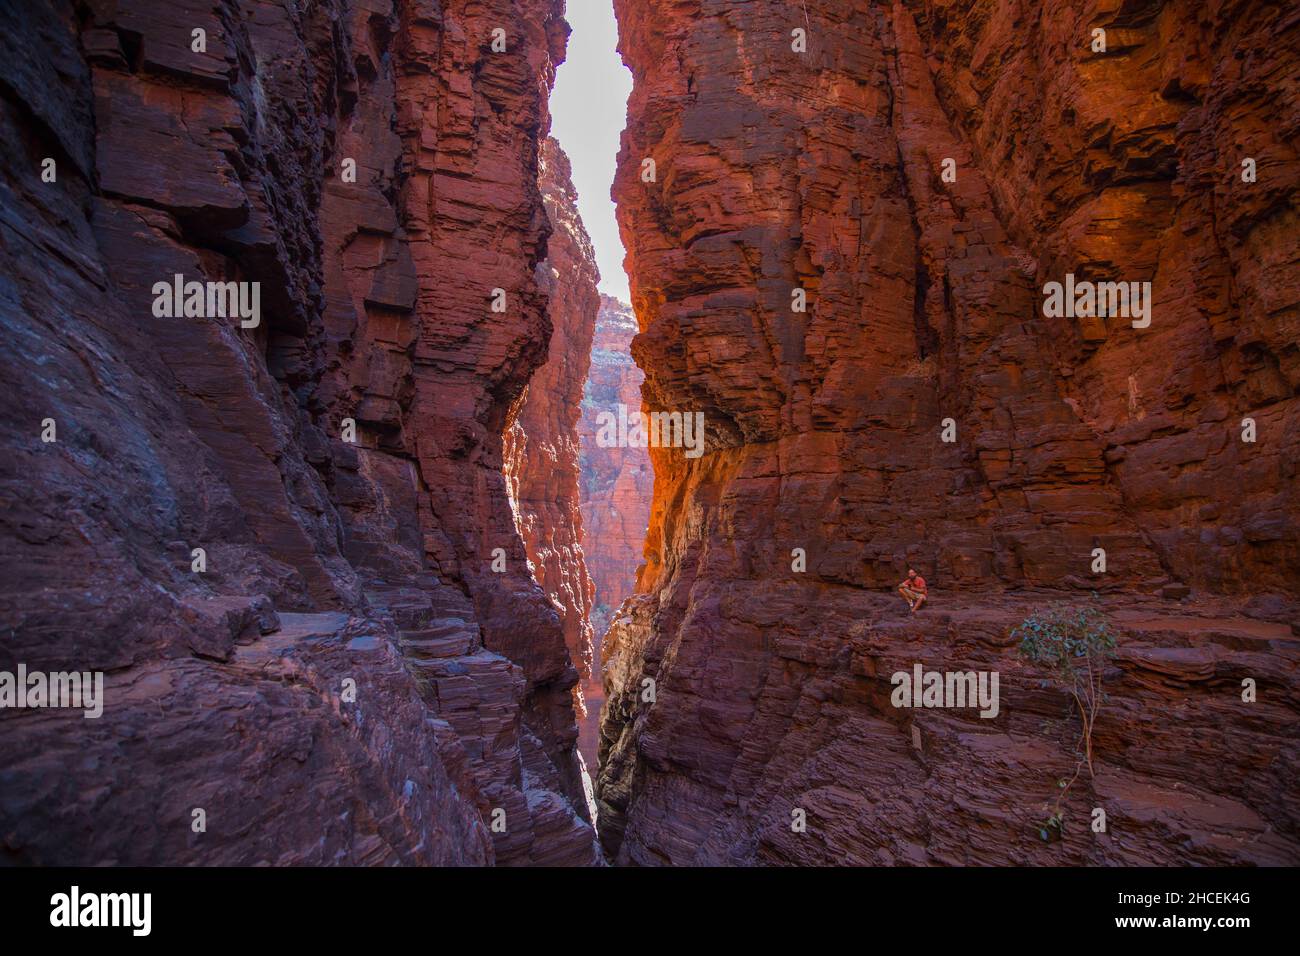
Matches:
[1,0,597,865]
[507,135,599,768]
[599,0,1299,865]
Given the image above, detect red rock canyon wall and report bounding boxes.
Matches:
[507,134,599,761]
[0,0,598,865]
[599,0,1299,865]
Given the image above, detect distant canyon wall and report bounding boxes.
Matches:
[580,295,652,641]
[578,293,652,765]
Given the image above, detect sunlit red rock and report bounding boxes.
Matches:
[599,0,1299,865]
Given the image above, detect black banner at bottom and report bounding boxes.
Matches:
[0,865,1286,942]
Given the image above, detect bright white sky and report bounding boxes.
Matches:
[551,1,633,303]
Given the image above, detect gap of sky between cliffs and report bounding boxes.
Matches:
[551,1,634,303]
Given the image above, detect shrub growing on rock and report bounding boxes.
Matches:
[1013,602,1118,839]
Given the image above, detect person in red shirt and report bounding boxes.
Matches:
[898,568,928,613]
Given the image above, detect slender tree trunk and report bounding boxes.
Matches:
[1073,690,1093,776]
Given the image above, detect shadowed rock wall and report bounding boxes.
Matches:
[0,0,597,866]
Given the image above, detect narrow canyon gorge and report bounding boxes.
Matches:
[0,0,1296,870]
[578,293,652,766]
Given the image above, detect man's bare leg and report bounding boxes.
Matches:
[912,592,925,613]
[898,585,914,610]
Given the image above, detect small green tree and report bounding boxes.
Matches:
[1013,601,1117,839]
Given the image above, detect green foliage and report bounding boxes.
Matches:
[1013,602,1116,678]
[1039,811,1064,842]
[1014,600,1119,826]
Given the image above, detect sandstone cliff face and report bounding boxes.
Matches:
[578,294,652,765]
[599,0,1299,865]
[507,135,598,749]
[0,0,597,865]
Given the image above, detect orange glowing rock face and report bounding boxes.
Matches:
[598,0,1299,864]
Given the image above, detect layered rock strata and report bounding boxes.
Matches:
[0,0,597,865]
[507,135,599,763]
[599,0,1299,865]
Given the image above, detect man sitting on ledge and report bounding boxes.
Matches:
[898,568,928,613]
